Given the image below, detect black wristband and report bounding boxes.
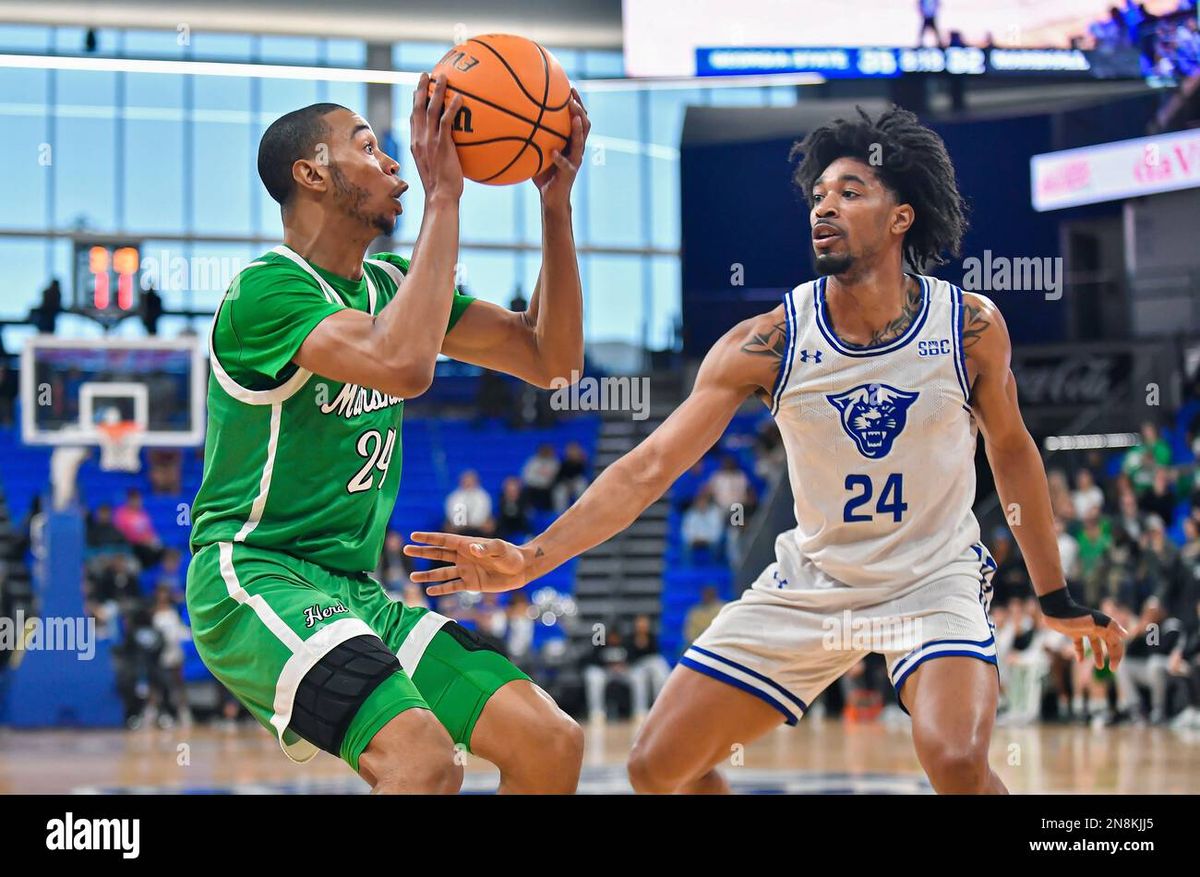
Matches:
[1038,586,1112,628]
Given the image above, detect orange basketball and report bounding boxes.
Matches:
[430,34,572,186]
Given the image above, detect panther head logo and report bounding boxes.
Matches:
[826,383,920,459]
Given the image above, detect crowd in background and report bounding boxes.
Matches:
[1087,0,1200,79]
[81,487,192,730]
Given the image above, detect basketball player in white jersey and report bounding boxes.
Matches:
[403,107,1127,794]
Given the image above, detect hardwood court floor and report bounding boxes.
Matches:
[2,717,1198,794]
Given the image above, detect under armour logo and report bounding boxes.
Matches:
[798,349,823,363]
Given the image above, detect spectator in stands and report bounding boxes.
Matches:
[114,488,164,567]
[1180,515,1200,572]
[86,503,127,551]
[1168,560,1200,727]
[1117,590,1173,725]
[155,548,185,596]
[474,593,510,654]
[683,585,726,646]
[1113,488,1147,553]
[151,582,191,728]
[1055,517,1081,585]
[916,0,942,47]
[33,278,61,334]
[990,529,1031,606]
[1176,16,1200,76]
[505,592,535,671]
[583,626,630,723]
[1090,7,1131,49]
[495,476,532,542]
[376,530,413,594]
[85,552,143,632]
[708,454,757,518]
[1122,421,1172,494]
[147,448,183,496]
[140,286,163,336]
[1046,469,1077,522]
[1140,467,1178,525]
[681,486,726,564]
[671,460,707,511]
[997,597,1051,726]
[1072,469,1106,521]
[0,362,16,427]
[443,469,495,537]
[627,615,670,721]
[552,441,590,512]
[1065,596,1124,725]
[1138,514,1181,601]
[112,605,166,730]
[754,420,785,482]
[520,444,560,511]
[1075,507,1114,606]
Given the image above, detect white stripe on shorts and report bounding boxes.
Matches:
[397,610,450,677]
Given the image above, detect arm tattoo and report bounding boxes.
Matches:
[741,320,788,360]
[962,300,990,350]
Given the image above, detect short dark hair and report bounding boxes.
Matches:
[790,106,968,271]
[257,103,349,207]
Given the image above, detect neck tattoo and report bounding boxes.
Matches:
[840,276,922,348]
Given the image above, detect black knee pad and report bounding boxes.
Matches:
[441,619,504,655]
[290,634,400,756]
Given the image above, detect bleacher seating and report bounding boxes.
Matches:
[0,413,601,687]
[658,410,769,659]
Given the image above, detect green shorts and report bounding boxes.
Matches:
[185,541,529,771]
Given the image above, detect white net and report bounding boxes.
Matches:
[97,420,142,472]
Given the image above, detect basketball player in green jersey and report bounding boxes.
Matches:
[186,74,590,793]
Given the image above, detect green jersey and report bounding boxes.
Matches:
[189,244,474,573]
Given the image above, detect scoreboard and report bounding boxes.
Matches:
[73,241,142,323]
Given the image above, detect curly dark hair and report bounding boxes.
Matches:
[789,105,968,271]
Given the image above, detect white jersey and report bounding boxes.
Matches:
[769,273,981,592]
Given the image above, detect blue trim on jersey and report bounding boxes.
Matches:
[892,649,1000,716]
[680,657,800,726]
[813,274,930,357]
[688,645,810,713]
[950,285,972,404]
[771,286,799,416]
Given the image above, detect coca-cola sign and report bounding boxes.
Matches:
[1011,353,1129,407]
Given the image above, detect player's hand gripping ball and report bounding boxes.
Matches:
[430,34,572,185]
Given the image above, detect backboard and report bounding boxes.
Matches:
[19,335,206,448]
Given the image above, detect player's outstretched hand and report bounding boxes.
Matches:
[404,532,530,596]
[1041,602,1129,671]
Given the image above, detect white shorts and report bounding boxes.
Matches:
[682,542,998,725]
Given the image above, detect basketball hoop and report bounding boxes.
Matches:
[97,420,143,472]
